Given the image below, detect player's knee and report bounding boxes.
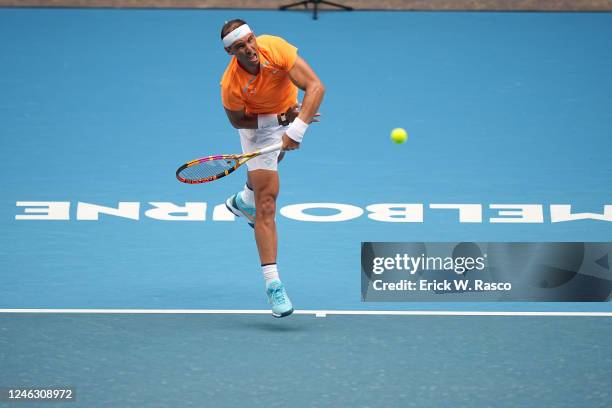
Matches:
[256,194,276,219]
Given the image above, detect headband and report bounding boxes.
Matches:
[222,24,252,48]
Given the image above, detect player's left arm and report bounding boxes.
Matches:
[289,56,325,124]
[283,56,325,150]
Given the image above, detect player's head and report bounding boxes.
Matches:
[221,19,259,66]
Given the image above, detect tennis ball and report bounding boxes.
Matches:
[390,128,408,144]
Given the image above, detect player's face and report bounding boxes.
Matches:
[229,33,259,66]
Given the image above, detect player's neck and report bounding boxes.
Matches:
[237,59,260,75]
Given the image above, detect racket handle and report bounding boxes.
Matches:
[258,142,284,155]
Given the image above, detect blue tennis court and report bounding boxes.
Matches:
[1,7,611,407]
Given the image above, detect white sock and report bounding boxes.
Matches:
[240,183,255,206]
[262,264,279,285]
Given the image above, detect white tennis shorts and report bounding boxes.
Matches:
[238,125,287,171]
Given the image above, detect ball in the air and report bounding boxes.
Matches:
[390,128,408,144]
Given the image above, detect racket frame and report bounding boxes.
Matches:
[176,142,283,184]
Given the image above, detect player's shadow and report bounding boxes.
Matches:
[239,320,309,332]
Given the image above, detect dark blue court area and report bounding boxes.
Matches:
[1,7,611,407]
[2,314,612,407]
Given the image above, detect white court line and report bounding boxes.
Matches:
[0,309,611,317]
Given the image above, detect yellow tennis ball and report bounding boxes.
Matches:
[390,128,408,144]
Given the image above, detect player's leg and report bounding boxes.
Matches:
[249,168,293,317]
[226,126,293,317]
[226,127,285,227]
[226,151,285,227]
[225,129,257,227]
[248,169,278,264]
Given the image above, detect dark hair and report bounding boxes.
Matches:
[220,19,247,40]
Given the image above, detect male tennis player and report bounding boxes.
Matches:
[220,19,325,317]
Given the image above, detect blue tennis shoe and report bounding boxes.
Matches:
[225,192,255,228]
[266,280,294,318]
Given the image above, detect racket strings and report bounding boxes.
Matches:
[179,158,236,182]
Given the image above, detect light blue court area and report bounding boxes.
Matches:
[1,8,611,312]
[0,7,612,406]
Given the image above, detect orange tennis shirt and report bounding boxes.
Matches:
[220,35,299,115]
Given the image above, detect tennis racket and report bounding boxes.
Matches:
[176,142,283,184]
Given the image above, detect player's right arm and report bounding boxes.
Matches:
[224,106,300,130]
[224,107,258,129]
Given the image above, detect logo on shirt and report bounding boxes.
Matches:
[244,75,257,96]
[262,60,279,75]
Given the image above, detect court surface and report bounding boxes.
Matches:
[1,8,611,407]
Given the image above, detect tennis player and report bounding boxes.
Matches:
[220,19,325,317]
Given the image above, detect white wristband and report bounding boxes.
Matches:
[286,118,309,143]
[257,114,279,129]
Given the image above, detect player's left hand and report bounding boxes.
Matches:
[285,105,300,123]
[308,112,321,124]
[282,134,300,151]
[287,104,321,124]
